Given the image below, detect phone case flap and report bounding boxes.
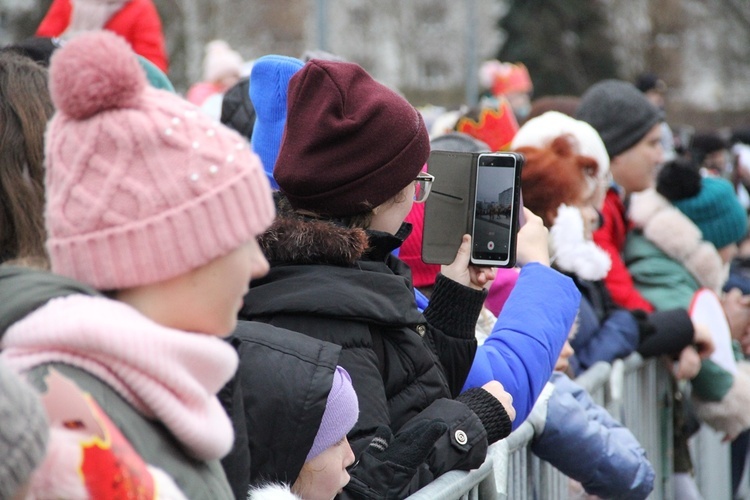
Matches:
[422,150,476,264]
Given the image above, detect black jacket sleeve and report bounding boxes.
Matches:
[342,397,489,499]
[423,273,488,397]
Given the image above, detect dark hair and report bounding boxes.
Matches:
[0,52,53,266]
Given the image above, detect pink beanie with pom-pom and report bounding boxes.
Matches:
[45,31,275,290]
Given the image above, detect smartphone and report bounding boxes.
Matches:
[470,153,523,267]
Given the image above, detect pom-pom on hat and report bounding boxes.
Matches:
[656,159,702,202]
[658,160,747,249]
[576,79,663,158]
[0,362,49,500]
[203,40,243,84]
[45,31,275,290]
[249,54,304,189]
[274,59,430,217]
[306,366,359,462]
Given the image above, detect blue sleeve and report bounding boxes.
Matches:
[570,299,640,376]
[413,287,429,313]
[531,373,655,499]
[461,263,580,429]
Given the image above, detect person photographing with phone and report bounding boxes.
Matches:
[238,59,514,498]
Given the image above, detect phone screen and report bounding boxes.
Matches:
[470,153,519,267]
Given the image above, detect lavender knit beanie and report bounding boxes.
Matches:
[44,31,275,290]
[306,366,359,462]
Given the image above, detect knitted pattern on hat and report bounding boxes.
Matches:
[0,362,48,500]
[576,79,663,158]
[306,366,359,461]
[672,177,748,250]
[249,54,304,189]
[45,31,275,290]
[275,59,430,217]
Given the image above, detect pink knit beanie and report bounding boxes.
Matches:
[45,31,275,290]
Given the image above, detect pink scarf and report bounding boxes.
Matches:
[1,294,238,460]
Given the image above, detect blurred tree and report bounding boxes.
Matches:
[497,0,618,97]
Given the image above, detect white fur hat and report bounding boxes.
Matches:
[512,111,610,181]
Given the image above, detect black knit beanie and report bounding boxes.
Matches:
[576,79,664,158]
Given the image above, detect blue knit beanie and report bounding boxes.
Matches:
[673,177,748,250]
[249,55,304,189]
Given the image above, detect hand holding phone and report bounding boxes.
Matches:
[440,234,497,290]
[514,208,551,267]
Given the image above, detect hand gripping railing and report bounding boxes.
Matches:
[407,354,731,499]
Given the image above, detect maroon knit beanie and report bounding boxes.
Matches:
[274,59,430,217]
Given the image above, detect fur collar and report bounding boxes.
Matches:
[259,214,370,267]
[550,205,611,281]
[628,188,727,292]
[248,483,301,499]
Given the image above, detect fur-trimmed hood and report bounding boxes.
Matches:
[628,188,728,293]
[258,214,370,267]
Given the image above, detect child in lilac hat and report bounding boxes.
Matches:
[292,366,359,499]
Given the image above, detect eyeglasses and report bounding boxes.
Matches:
[414,172,435,203]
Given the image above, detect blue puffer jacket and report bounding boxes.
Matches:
[461,263,580,429]
[531,372,655,500]
[569,295,639,376]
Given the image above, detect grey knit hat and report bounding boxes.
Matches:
[576,79,663,158]
[0,362,49,499]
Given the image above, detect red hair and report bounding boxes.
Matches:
[517,135,598,227]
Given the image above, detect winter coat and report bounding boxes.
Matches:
[241,213,510,498]
[0,266,234,499]
[571,277,694,374]
[219,320,343,497]
[36,0,169,72]
[593,187,656,312]
[552,201,693,371]
[462,263,581,429]
[528,372,655,500]
[625,188,750,439]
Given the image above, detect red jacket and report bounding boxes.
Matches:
[593,187,655,312]
[36,0,169,73]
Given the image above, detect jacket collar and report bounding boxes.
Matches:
[628,188,727,292]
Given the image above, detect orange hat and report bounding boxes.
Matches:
[455,99,519,152]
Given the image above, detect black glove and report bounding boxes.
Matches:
[367,419,448,470]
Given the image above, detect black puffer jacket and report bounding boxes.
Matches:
[240,214,511,498]
[220,320,342,498]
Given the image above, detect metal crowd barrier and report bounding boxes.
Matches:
[407,354,735,499]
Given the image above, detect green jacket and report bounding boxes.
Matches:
[625,230,733,401]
